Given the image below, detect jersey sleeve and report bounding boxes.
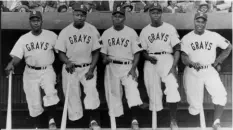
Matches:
[170,26,181,47]
[51,32,58,53]
[10,36,24,59]
[139,29,148,50]
[100,33,108,54]
[91,27,102,51]
[131,30,143,54]
[51,32,58,47]
[215,33,230,49]
[55,29,67,53]
[180,36,190,55]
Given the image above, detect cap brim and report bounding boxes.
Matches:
[195,16,207,20]
[73,9,87,14]
[112,11,125,15]
[29,15,41,19]
[149,8,162,12]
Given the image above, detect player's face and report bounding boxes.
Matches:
[29,17,42,31]
[149,9,162,22]
[194,18,206,33]
[112,13,125,27]
[73,11,86,25]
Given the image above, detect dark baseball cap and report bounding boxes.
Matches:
[112,6,125,16]
[72,3,88,14]
[149,3,162,12]
[29,11,42,20]
[194,12,208,21]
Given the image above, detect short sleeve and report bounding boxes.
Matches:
[181,36,190,55]
[131,30,143,54]
[91,32,102,51]
[55,29,67,53]
[215,33,230,49]
[100,33,108,54]
[10,37,24,59]
[51,32,58,48]
[139,29,148,50]
[170,26,181,47]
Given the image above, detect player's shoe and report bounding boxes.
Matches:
[170,119,179,130]
[48,118,57,130]
[212,122,221,130]
[131,119,140,130]
[89,120,101,130]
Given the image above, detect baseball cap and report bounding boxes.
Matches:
[112,6,125,16]
[72,3,88,14]
[194,12,208,20]
[149,2,162,12]
[29,10,42,20]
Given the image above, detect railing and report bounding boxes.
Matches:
[0,73,232,111]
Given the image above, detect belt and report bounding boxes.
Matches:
[27,65,47,70]
[189,65,209,69]
[111,60,131,65]
[74,63,90,68]
[149,51,169,55]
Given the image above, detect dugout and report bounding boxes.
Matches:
[0,12,232,112]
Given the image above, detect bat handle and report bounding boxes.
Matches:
[200,107,206,129]
[6,71,13,130]
[60,73,72,130]
[107,65,116,130]
[152,77,157,130]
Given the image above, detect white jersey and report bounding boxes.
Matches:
[140,22,180,53]
[181,30,230,65]
[55,22,101,65]
[10,29,57,67]
[100,25,143,61]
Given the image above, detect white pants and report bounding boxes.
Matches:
[183,66,227,115]
[105,64,143,117]
[23,65,59,117]
[62,64,100,121]
[144,54,181,112]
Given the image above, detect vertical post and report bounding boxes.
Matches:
[0,1,2,76]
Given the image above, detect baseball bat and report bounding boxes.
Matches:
[6,71,13,130]
[106,65,116,130]
[200,107,206,129]
[60,73,72,130]
[152,81,157,130]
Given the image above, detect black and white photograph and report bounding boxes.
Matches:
[0,0,232,130]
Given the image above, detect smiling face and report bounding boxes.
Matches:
[194,17,207,34]
[112,13,125,27]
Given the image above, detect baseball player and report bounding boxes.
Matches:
[5,11,60,130]
[139,3,181,129]
[181,12,232,130]
[54,3,101,130]
[100,6,143,130]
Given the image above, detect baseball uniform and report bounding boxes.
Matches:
[181,30,228,115]
[9,29,60,117]
[55,22,101,121]
[101,25,143,117]
[140,22,181,112]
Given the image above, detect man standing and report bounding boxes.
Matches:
[100,6,143,130]
[55,3,101,130]
[139,3,181,130]
[5,11,60,130]
[181,12,232,130]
